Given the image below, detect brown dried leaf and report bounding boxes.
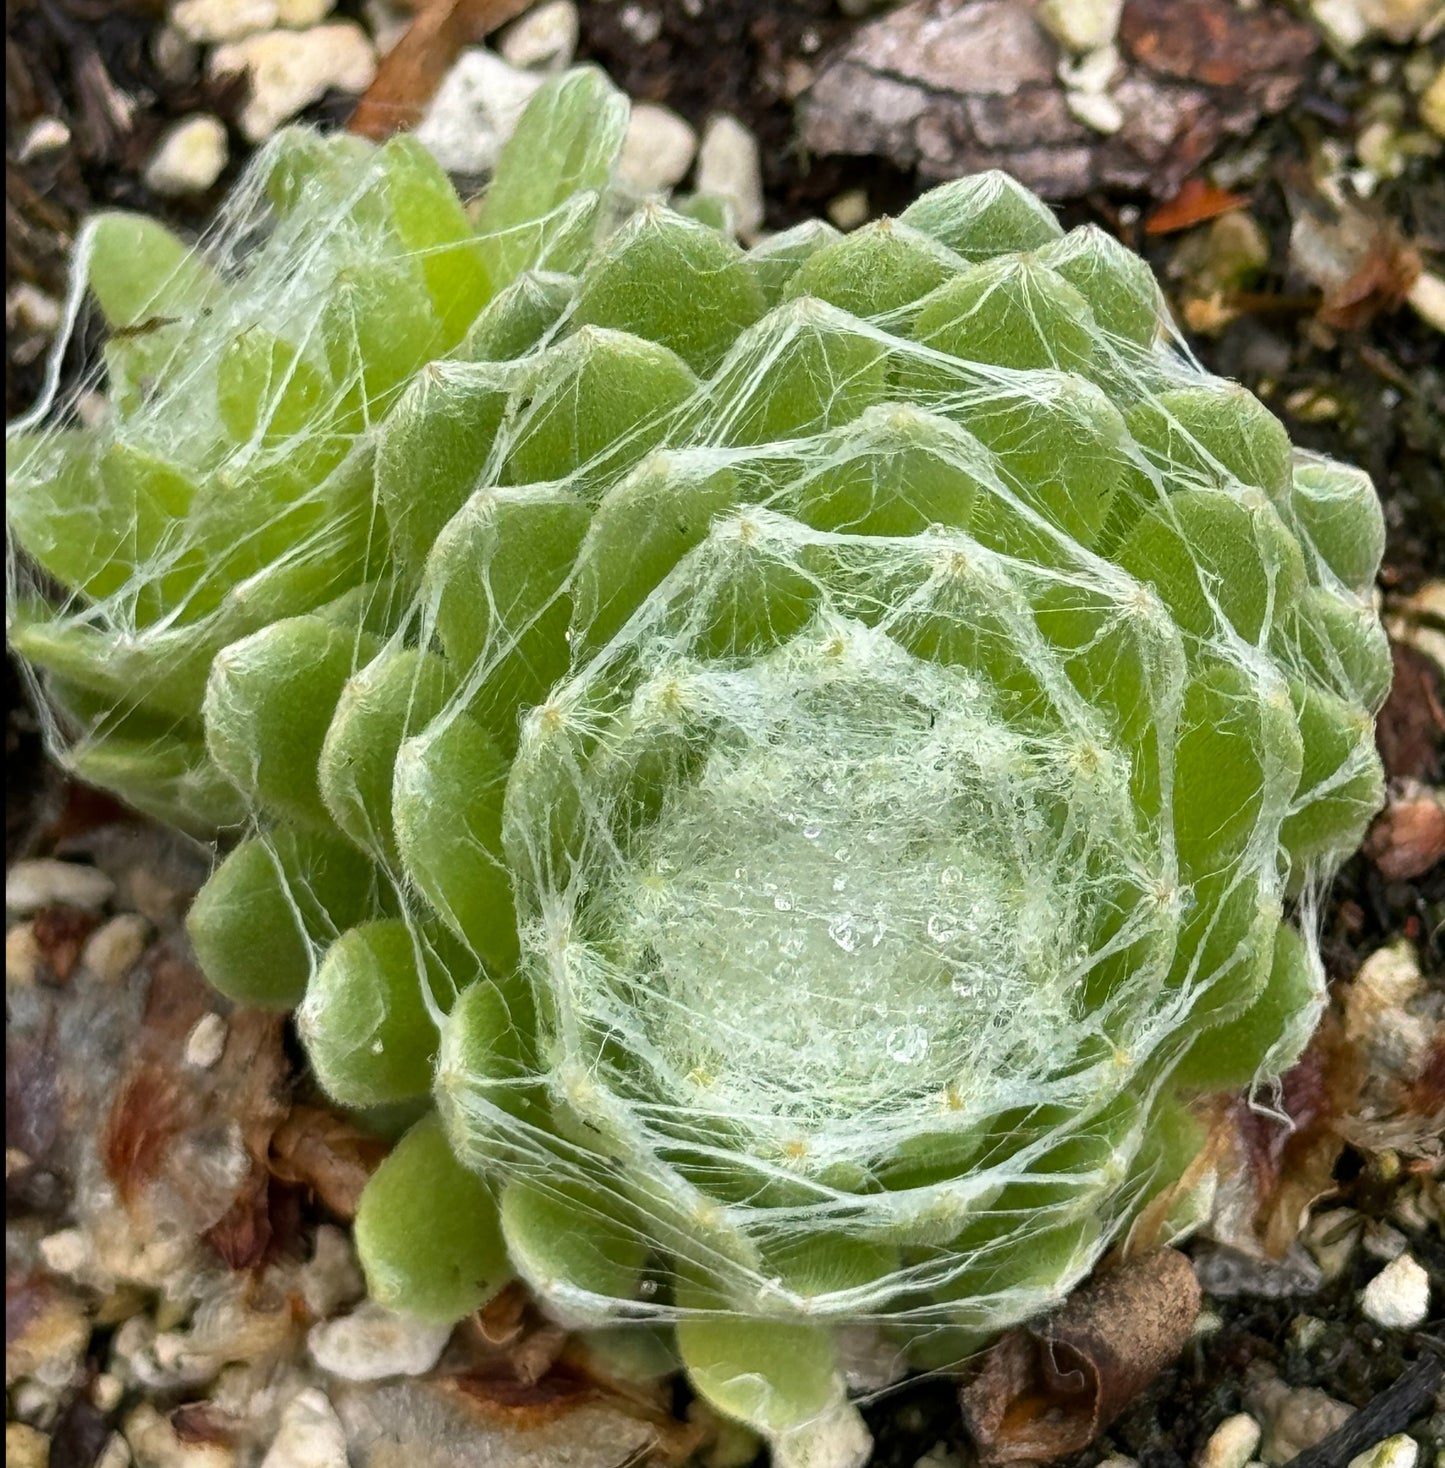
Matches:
[1288,194,1423,330]
[1236,1013,1364,1257]
[1145,178,1250,235]
[268,1105,389,1220]
[1363,794,1445,881]
[348,0,534,142]
[101,949,291,1251]
[800,0,1315,199]
[960,1248,1201,1465]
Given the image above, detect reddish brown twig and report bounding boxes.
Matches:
[348,0,535,142]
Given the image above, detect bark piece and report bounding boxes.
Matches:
[959,1247,1201,1464]
[801,0,1317,199]
[1363,794,1445,881]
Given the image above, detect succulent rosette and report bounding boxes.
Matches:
[6,68,1389,1467]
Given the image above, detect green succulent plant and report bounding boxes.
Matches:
[6,67,1390,1467]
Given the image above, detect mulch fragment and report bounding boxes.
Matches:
[800,0,1317,198]
[1145,177,1250,235]
[348,0,535,141]
[960,1248,1202,1464]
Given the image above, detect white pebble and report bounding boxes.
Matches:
[1058,43,1120,94]
[81,914,151,984]
[827,188,871,231]
[778,1401,871,1468]
[414,48,543,175]
[92,1375,124,1413]
[8,283,62,337]
[6,923,43,986]
[1066,88,1124,135]
[153,25,201,84]
[1422,61,1445,138]
[259,1388,347,1468]
[618,3,661,45]
[125,1403,232,1468]
[274,0,335,25]
[1250,1376,1353,1463]
[619,102,698,194]
[1360,1252,1431,1329]
[211,24,377,143]
[18,117,71,161]
[308,1301,451,1381]
[499,0,578,72]
[95,1435,132,1468]
[7,1424,50,1468]
[912,1445,966,1468]
[1036,0,1123,53]
[1196,1414,1262,1468]
[39,1229,94,1280]
[184,1013,228,1069]
[1407,270,1445,334]
[7,859,115,915]
[1347,1436,1419,1468]
[299,1225,364,1320]
[696,113,765,242]
[144,115,229,196]
[172,0,278,45]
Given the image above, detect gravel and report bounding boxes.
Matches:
[144,114,230,195]
[1359,1253,1432,1330]
[6,858,116,914]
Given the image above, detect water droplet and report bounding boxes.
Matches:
[885,1025,928,1063]
[803,823,822,840]
[827,914,858,953]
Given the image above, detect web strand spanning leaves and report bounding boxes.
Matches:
[5,67,1389,1466]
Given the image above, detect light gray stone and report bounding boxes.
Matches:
[499,0,578,72]
[619,102,698,194]
[144,115,229,196]
[308,1303,451,1382]
[1197,1415,1262,1468]
[1360,1253,1430,1329]
[7,860,115,915]
[184,1013,228,1069]
[172,0,277,45]
[81,915,151,984]
[260,1389,347,1468]
[414,49,544,176]
[696,114,765,242]
[211,24,376,142]
[1346,1436,1419,1468]
[1037,0,1122,53]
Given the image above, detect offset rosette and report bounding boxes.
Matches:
[6,65,1389,1468]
